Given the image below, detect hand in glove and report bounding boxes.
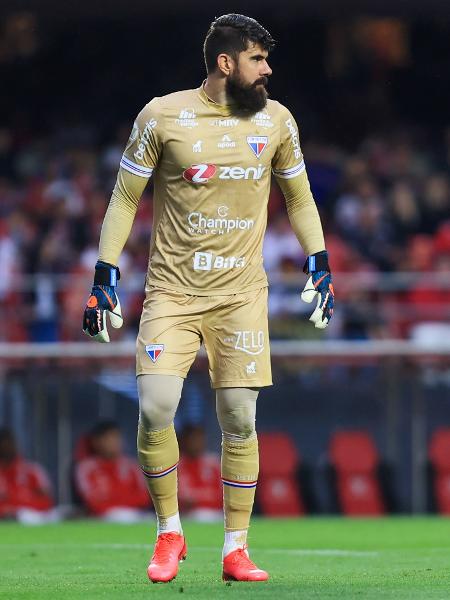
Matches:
[301,251,334,329]
[82,261,123,342]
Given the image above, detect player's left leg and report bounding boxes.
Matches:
[216,387,269,582]
[202,286,271,580]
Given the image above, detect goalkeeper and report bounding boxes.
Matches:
[83,13,334,584]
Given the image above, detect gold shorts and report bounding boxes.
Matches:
[136,286,272,389]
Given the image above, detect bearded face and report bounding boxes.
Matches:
[226,68,269,115]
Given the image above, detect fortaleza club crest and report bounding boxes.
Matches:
[145,344,164,363]
[247,136,268,158]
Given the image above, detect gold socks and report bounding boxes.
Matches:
[137,421,179,519]
[221,434,259,531]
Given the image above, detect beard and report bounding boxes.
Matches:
[226,70,269,116]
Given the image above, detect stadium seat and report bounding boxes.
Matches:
[329,431,385,516]
[429,428,450,514]
[257,432,305,516]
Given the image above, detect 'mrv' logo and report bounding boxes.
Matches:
[183,164,216,183]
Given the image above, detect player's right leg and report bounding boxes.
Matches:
[138,374,187,583]
[136,287,202,583]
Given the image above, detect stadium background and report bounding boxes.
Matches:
[1,0,450,520]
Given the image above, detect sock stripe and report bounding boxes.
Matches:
[141,462,178,479]
[222,477,258,489]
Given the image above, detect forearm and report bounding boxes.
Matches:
[276,169,325,256]
[98,167,147,265]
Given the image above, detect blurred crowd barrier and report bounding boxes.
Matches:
[1,270,450,343]
[1,342,449,514]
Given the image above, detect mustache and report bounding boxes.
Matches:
[253,76,269,88]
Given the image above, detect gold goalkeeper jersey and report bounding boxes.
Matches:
[120,84,306,295]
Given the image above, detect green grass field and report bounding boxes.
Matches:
[1,518,449,599]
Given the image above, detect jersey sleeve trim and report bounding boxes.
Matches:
[272,160,305,179]
[120,155,153,178]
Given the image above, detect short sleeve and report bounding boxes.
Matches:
[120,98,163,179]
[272,105,306,180]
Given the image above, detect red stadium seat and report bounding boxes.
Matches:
[257,432,305,516]
[329,431,385,516]
[429,428,450,515]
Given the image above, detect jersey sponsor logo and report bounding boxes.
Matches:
[183,164,266,183]
[233,330,265,355]
[247,136,268,158]
[193,252,245,271]
[210,118,239,127]
[246,361,257,374]
[129,121,139,142]
[133,118,158,161]
[183,163,216,183]
[218,134,236,149]
[251,111,274,128]
[187,206,254,235]
[145,344,164,362]
[175,108,198,128]
[219,165,266,180]
[285,118,302,159]
[192,140,202,153]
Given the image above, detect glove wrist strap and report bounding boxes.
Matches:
[303,251,329,274]
[94,261,121,286]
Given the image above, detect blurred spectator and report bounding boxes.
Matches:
[388,180,422,245]
[335,175,394,270]
[263,213,305,272]
[0,427,54,522]
[421,174,450,235]
[178,425,222,521]
[406,253,450,329]
[74,420,150,521]
[0,218,20,302]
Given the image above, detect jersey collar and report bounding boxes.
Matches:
[197,81,235,117]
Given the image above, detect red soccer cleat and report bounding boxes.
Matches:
[147,532,187,583]
[222,545,269,582]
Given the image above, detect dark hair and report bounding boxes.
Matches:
[203,14,275,74]
[89,420,119,438]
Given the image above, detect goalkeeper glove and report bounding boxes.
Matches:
[301,250,334,329]
[82,261,123,343]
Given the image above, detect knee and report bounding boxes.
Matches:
[137,375,181,430]
[139,396,175,430]
[218,404,256,439]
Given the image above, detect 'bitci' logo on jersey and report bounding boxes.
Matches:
[145,344,164,362]
[247,136,268,158]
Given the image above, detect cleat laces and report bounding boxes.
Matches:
[229,544,259,569]
[152,533,180,563]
